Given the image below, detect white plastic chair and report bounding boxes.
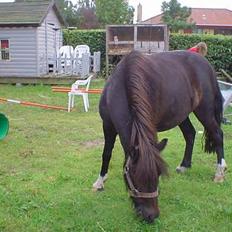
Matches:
[73,45,90,75]
[58,45,74,58]
[68,75,93,112]
[58,45,74,66]
[74,45,90,58]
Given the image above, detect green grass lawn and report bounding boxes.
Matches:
[0,80,232,232]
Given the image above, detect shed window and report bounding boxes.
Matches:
[0,39,10,60]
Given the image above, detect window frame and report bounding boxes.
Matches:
[0,39,10,61]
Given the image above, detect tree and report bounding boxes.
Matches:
[77,0,95,8]
[75,0,99,29]
[56,0,134,29]
[55,0,79,26]
[161,0,194,32]
[95,0,134,28]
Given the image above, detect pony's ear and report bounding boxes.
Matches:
[156,138,168,151]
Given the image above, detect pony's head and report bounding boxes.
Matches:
[124,138,168,223]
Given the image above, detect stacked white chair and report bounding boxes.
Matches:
[74,45,90,58]
[58,45,74,64]
[57,45,74,74]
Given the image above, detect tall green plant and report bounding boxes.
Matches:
[55,0,78,26]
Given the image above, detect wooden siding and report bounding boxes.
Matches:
[0,27,38,77]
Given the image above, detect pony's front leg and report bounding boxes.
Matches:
[176,117,196,173]
[93,122,117,191]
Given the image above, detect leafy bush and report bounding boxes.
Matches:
[63,29,232,74]
[63,29,105,56]
[63,29,106,77]
[170,33,232,74]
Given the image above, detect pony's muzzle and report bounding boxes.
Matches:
[136,205,160,223]
[144,209,160,223]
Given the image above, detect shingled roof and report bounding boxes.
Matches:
[0,0,65,26]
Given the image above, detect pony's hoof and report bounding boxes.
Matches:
[213,175,225,183]
[214,163,227,183]
[92,181,104,191]
[92,175,107,191]
[92,186,104,192]
[92,181,104,192]
[176,166,188,173]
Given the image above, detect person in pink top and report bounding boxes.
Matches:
[188,42,207,56]
[188,42,230,125]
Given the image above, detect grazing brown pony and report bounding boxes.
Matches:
[93,50,227,223]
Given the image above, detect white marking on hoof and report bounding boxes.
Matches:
[220,159,227,169]
[102,173,108,182]
[92,174,108,191]
[176,166,188,173]
[214,159,227,183]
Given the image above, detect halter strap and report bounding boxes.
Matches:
[124,156,158,198]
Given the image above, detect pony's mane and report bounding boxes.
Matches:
[125,51,168,182]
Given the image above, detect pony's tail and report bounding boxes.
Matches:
[204,81,223,153]
[125,51,168,176]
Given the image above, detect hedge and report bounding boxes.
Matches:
[63,29,232,74]
[170,33,232,74]
[63,29,106,57]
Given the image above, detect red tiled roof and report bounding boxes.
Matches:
[144,13,163,24]
[143,8,232,26]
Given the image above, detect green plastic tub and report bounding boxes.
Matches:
[0,113,9,140]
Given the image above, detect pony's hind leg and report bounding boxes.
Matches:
[194,110,227,182]
[205,123,227,182]
[176,117,196,173]
[93,121,117,191]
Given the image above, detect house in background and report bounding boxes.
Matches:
[142,8,232,35]
[0,0,65,78]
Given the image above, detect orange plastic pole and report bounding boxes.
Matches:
[52,88,102,94]
[0,97,67,111]
[52,86,102,91]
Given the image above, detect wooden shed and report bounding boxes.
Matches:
[0,0,65,79]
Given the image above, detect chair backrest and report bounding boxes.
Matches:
[74,45,90,58]
[71,75,92,92]
[58,45,74,58]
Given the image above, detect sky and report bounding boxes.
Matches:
[128,0,232,21]
[0,0,231,21]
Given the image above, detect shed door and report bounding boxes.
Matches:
[46,23,62,72]
[47,23,57,59]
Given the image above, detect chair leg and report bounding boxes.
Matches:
[86,94,89,108]
[71,95,75,108]
[83,95,88,112]
[83,93,89,109]
[68,94,72,112]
